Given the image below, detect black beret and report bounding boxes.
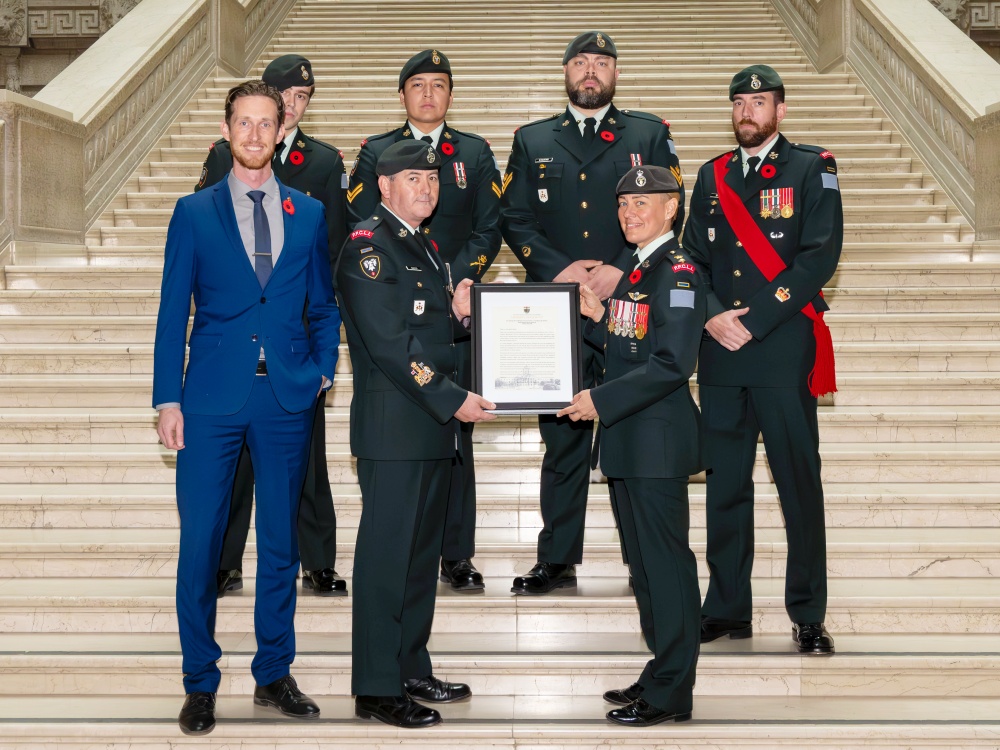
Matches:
[263,54,314,91]
[729,65,783,100]
[376,140,442,176]
[398,49,452,90]
[616,165,680,196]
[562,31,617,64]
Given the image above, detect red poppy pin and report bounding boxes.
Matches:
[282,197,295,215]
[289,151,304,165]
[440,142,455,156]
[208,142,215,150]
[629,269,642,284]
[761,164,776,179]
[600,131,615,142]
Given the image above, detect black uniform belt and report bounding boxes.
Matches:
[256,360,268,375]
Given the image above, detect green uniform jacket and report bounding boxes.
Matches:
[587,237,705,479]
[683,134,843,387]
[346,122,502,284]
[499,104,683,282]
[335,209,468,461]
[195,128,349,266]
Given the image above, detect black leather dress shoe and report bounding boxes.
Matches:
[510,562,577,595]
[253,674,320,718]
[440,558,485,591]
[700,616,752,643]
[603,681,643,705]
[606,698,691,726]
[216,569,242,598]
[793,622,835,654]
[404,674,472,703]
[302,568,347,597]
[355,694,441,727]
[178,691,216,735]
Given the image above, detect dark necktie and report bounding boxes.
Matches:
[420,135,433,145]
[745,155,760,177]
[247,190,272,288]
[273,141,285,163]
[583,117,597,145]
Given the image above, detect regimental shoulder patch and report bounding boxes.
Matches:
[672,263,696,274]
[347,183,364,203]
[820,150,835,159]
[350,228,374,240]
[360,255,381,279]
[197,166,207,188]
[410,361,434,386]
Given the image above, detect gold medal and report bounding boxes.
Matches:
[781,205,794,219]
[636,325,645,340]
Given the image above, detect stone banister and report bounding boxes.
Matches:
[0,0,296,265]
[772,0,1000,240]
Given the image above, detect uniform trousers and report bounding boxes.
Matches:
[220,390,337,572]
[700,383,827,624]
[609,476,699,712]
[175,374,313,693]
[351,457,451,696]
[441,339,477,561]
[535,343,602,564]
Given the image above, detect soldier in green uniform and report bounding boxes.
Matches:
[195,55,350,599]
[560,165,704,726]
[499,31,684,594]
[347,49,502,592]
[683,65,842,654]
[337,141,497,728]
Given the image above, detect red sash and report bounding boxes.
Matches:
[713,153,836,397]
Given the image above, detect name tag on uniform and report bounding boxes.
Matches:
[534,157,553,163]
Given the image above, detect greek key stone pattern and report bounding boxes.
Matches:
[852,7,976,175]
[970,1,1000,28]
[27,9,100,37]
[83,13,210,180]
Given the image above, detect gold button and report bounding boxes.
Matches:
[733,299,742,306]
[581,201,588,209]
[736,241,743,248]
[580,173,587,181]
[734,270,742,277]
[417,282,423,288]
[583,231,589,239]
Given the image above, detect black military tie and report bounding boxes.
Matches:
[583,117,597,145]
[420,135,433,145]
[247,190,272,288]
[745,155,760,177]
[273,141,286,164]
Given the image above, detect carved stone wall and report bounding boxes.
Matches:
[0,0,28,46]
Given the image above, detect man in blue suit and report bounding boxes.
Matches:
[153,80,341,736]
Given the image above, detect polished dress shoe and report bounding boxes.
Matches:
[355,694,441,727]
[178,691,216,735]
[440,558,485,592]
[793,622,835,654]
[700,616,752,643]
[404,674,472,703]
[606,698,691,726]
[510,562,577,595]
[216,568,242,598]
[603,681,643,705]
[301,568,347,597]
[253,674,320,718]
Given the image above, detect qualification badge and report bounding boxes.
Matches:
[538,189,549,203]
[775,286,791,302]
[410,361,434,386]
[413,300,426,315]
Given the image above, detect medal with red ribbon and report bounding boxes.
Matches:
[453,162,467,189]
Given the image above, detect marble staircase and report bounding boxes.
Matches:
[1,0,999,747]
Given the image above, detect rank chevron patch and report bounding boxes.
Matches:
[346,183,364,203]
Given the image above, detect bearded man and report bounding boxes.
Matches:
[683,65,843,655]
[499,31,683,595]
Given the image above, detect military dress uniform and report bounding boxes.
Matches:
[346,119,500,569]
[336,144,472,706]
[196,122,349,594]
[499,102,682,572]
[684,70,843,645]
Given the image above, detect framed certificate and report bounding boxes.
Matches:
[471,283,582,414]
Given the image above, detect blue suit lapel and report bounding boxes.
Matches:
[271,179,296,283]
[211,180,258,286]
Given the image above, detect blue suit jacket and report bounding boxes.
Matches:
[153,177,341,415]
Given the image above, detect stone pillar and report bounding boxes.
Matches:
[0,0,26,92]
[1,47,20,93]
[816,0,849,72]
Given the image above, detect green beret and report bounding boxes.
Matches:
[729,65,783,100]
[262,54,314,91]
[398,49,452,90]
[616,165,680,196]
[562,31,617,64]
[376,140,442,176]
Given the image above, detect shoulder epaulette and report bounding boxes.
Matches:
[445,126,488,143]
[308,136,343,156]
[619,109,669,126]
[520,113,562,130]
[790,143,827,155]
[363,129,398,145]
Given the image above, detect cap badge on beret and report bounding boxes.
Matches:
[432,50,441,64]
[301,65,309,81]
[751,73,761,90]
[596,33,606,48]
[426,148,436,164]
[635,170,647,187]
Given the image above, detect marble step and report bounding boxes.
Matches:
[2,576,998,634]
[2,526,996,580]
[4,404,1000,445]
[2,441,1000,484]
[3,632,998,698]
[2,481,994,531]
[3,695,998,750]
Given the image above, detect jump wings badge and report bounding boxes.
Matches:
[360,255,381,279]
[410,361,434,386]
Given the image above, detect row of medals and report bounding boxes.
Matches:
[761,203,794,219]
[608,304,647,339]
